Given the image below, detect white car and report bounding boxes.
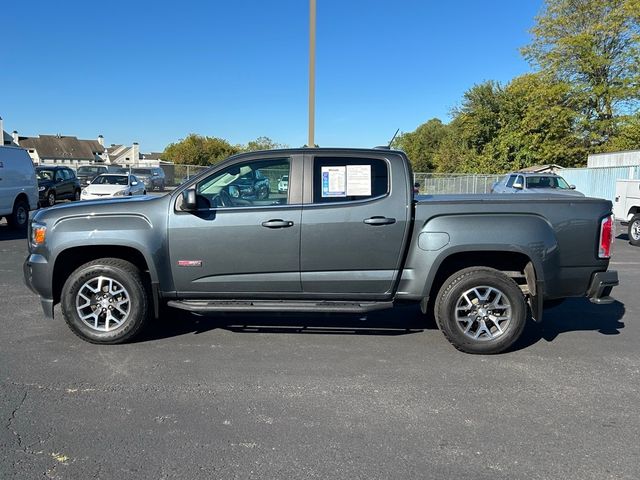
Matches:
[277,174,289,193]
[0,146,38,229]
[81,174,146,200]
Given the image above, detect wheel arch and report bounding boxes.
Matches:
[52,245,159,317]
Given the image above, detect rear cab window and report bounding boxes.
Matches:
[312,157,389,204]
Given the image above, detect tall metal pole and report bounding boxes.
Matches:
[308,0,316,147]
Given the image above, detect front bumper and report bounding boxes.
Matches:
[23,254,54,318]
[587,270,619,304]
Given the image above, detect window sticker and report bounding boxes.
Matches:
[321,166,346,197]
[346,165,371,196]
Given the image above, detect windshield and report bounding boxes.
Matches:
[526,176,571,189]
[36,169,55,181]
[92,175,128,186]
[133,169,152,175]
[77,166,104,174]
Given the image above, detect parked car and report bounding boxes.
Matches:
[0,146,38,229]
[36,166,81,207]
[277,174,289,193]
[491,172,584,196]
[613,179,640,246]
[24,148,618,354]
[76,165,109,186]
[108,166,129,174]
[81,174,146,200]
[230,166,270,200]
[131,167,166,191]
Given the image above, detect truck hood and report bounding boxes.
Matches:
[32,194,168,224]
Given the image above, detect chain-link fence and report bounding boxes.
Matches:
[413,173,503,195]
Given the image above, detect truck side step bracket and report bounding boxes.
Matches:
[167,299,394,314]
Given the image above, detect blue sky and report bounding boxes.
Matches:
[0,0,542,152]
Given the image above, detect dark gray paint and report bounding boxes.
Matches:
[24,148,616,318]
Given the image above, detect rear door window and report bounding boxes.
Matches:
[312,157,389,204]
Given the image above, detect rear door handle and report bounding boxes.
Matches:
[261,219,294,229]
[363,216,396,226]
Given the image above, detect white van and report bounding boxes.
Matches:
[0,146,38,229]
[613,179,640,246]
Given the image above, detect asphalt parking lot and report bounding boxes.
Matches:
[1,220,639,480]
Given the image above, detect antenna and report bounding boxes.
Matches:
[388,128,400,148]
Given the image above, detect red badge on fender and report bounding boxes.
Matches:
[177,260,202,267]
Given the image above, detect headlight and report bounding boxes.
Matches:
[81,189,87,195]
[113,189,128,196]
[31,222,47,246]
[38,186,45,191]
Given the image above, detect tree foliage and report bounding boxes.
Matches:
[396,0,640,173]
[163,134,240,166]
[393,118,447,171]
[163,135,286,166]
[522,0,640,146]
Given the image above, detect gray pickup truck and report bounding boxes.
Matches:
[24,148,619,354]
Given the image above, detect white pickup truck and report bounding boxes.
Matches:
[614,179,640,246]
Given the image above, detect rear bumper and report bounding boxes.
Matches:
[587,270,618,304]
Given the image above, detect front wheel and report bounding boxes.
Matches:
[73,189,81,201]
[434,267,527,354]
[629,214,640,247]
[61,258,150,344]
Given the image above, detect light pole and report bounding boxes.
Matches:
[308,0,316,147]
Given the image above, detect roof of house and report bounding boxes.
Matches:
[141,152,164,161]
[19,135,105,160]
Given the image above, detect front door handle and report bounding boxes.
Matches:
[261,219,294,229]
[363,216,396,226]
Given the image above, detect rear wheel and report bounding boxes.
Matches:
[61,258,150,344]
[46,190,56,207]
[7,198,29,230]
[434,267,527,354]
[629,214,640,247]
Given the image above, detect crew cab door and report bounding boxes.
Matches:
[299,153,412,298]
[168,154,303,296]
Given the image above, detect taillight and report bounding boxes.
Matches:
[598,215,613,259]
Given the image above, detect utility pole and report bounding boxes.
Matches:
[308,0,316,147]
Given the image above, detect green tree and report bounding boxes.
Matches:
[163,134,240,166]
[393,118,448,171]
[489,73,587,169]
[522,0,640,146]
[242,136,287,152]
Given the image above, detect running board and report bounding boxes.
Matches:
[167,299,394,314]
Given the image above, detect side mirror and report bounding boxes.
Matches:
[569,184,576,190]
[131,181,138,186]
[182,189,197,210]
[513,182,524,190]
[153,172,159,176]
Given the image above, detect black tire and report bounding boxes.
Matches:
[629,214,640,247]
[257,187,269,200]
[73,189,81,201]
[61,258,150,344]
[7,198,29,230]
[158,182,165,192]
[434,267,527,354]
[46,190,56,207]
